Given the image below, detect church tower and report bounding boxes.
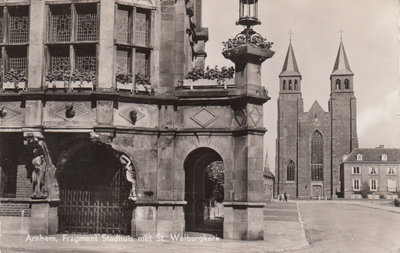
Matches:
[329,41,358,197]
[276,42,304,198]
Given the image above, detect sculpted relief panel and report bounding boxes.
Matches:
[43,102,95,128]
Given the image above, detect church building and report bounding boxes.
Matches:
[275,41,358,199]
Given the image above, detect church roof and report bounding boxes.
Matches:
[344,147,400,163]
[280,42,301,77]
[308,101,325,114]
[332,41,353,76]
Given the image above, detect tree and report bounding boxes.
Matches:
[360,180,370,198]
[205,161,224,203]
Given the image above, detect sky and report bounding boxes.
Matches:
[202,0,400,172]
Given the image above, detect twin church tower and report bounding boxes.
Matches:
[275,41,358,199]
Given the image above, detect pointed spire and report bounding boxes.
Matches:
[280,42,301,77]
[332,41,353,75]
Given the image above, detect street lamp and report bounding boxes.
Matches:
[237,0,261,28]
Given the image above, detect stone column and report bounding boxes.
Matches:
[222,31,274,240]
[223,134,265,240]
[223,43,274,96]
[98,0,115,90]
[28,0,45,89]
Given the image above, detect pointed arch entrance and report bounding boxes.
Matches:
[56,141,133,234]
[184,147,224,237]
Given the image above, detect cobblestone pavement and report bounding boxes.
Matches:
[292,201,400,253]
[0,202,308,253]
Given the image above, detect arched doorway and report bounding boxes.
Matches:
[184,148,224,237]
[57,142,133,234]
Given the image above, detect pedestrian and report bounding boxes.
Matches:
[284,192,288,202]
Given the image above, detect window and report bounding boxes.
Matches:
[388,179,397,192]
[311,130,323,181]
[282,80,286,90]
[353,179,360,191]
[369,167,377,175]
[387,167,396,175]
[288,80,292,90]
[370,179,377,191]
[356,153,363,161]
[336,79,341,90]
[344,79,350,89]
[287,160,295,181]
[0,6,29,90]
[115,4,152,92]
[0,136,20,198]
[294,80,298,90]
[381,154,387,161]
[46,3,99,90]
[352,166,360,175]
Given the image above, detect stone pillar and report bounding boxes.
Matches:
[132,202,185,238]
[28,0,45,89]
[222,29,274,240]
[98,0,115,90]
[223,133,265,240]
[223,41,274,96]
[30,200,58,235]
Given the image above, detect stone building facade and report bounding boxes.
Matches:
[0,0,272,240]
[275,41,358,199]
[263,171,274,203]
[342,147,400,199]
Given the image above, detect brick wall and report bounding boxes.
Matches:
[16,164,31,198]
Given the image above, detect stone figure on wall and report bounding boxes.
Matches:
[31,149,47,198]
[120,154,137,202]
[25,133,59,199]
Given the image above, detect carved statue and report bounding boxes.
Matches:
[31,151,47,198]
[25,134,59,199]
[120,154,137,202]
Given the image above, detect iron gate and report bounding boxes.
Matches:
[58,166,132,235]
[58,190,132,234]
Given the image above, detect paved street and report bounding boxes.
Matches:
[1,201,399,253]
[293,201,400,253]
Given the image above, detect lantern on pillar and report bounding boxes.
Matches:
[237,0,261,28]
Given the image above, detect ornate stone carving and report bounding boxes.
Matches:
[190,107,218,128]
[25,133,59,199]
[234,109,247,127]
[89,132,114,145]
[256,86,268,97]
[49,102,89,122]
[119,106,145,125]
[65,104,75,118]
[249,105,262,127]
[120,154,137,202]
[129,110,138,125]
[0,106,7,118]
[0,105,20,123]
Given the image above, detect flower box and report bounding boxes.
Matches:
[135,83,152,93]
[46,80,69,89]
[2,81,26,90]
[71,80,94,90]
[117,81,134,92]
[183,79,233,90]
